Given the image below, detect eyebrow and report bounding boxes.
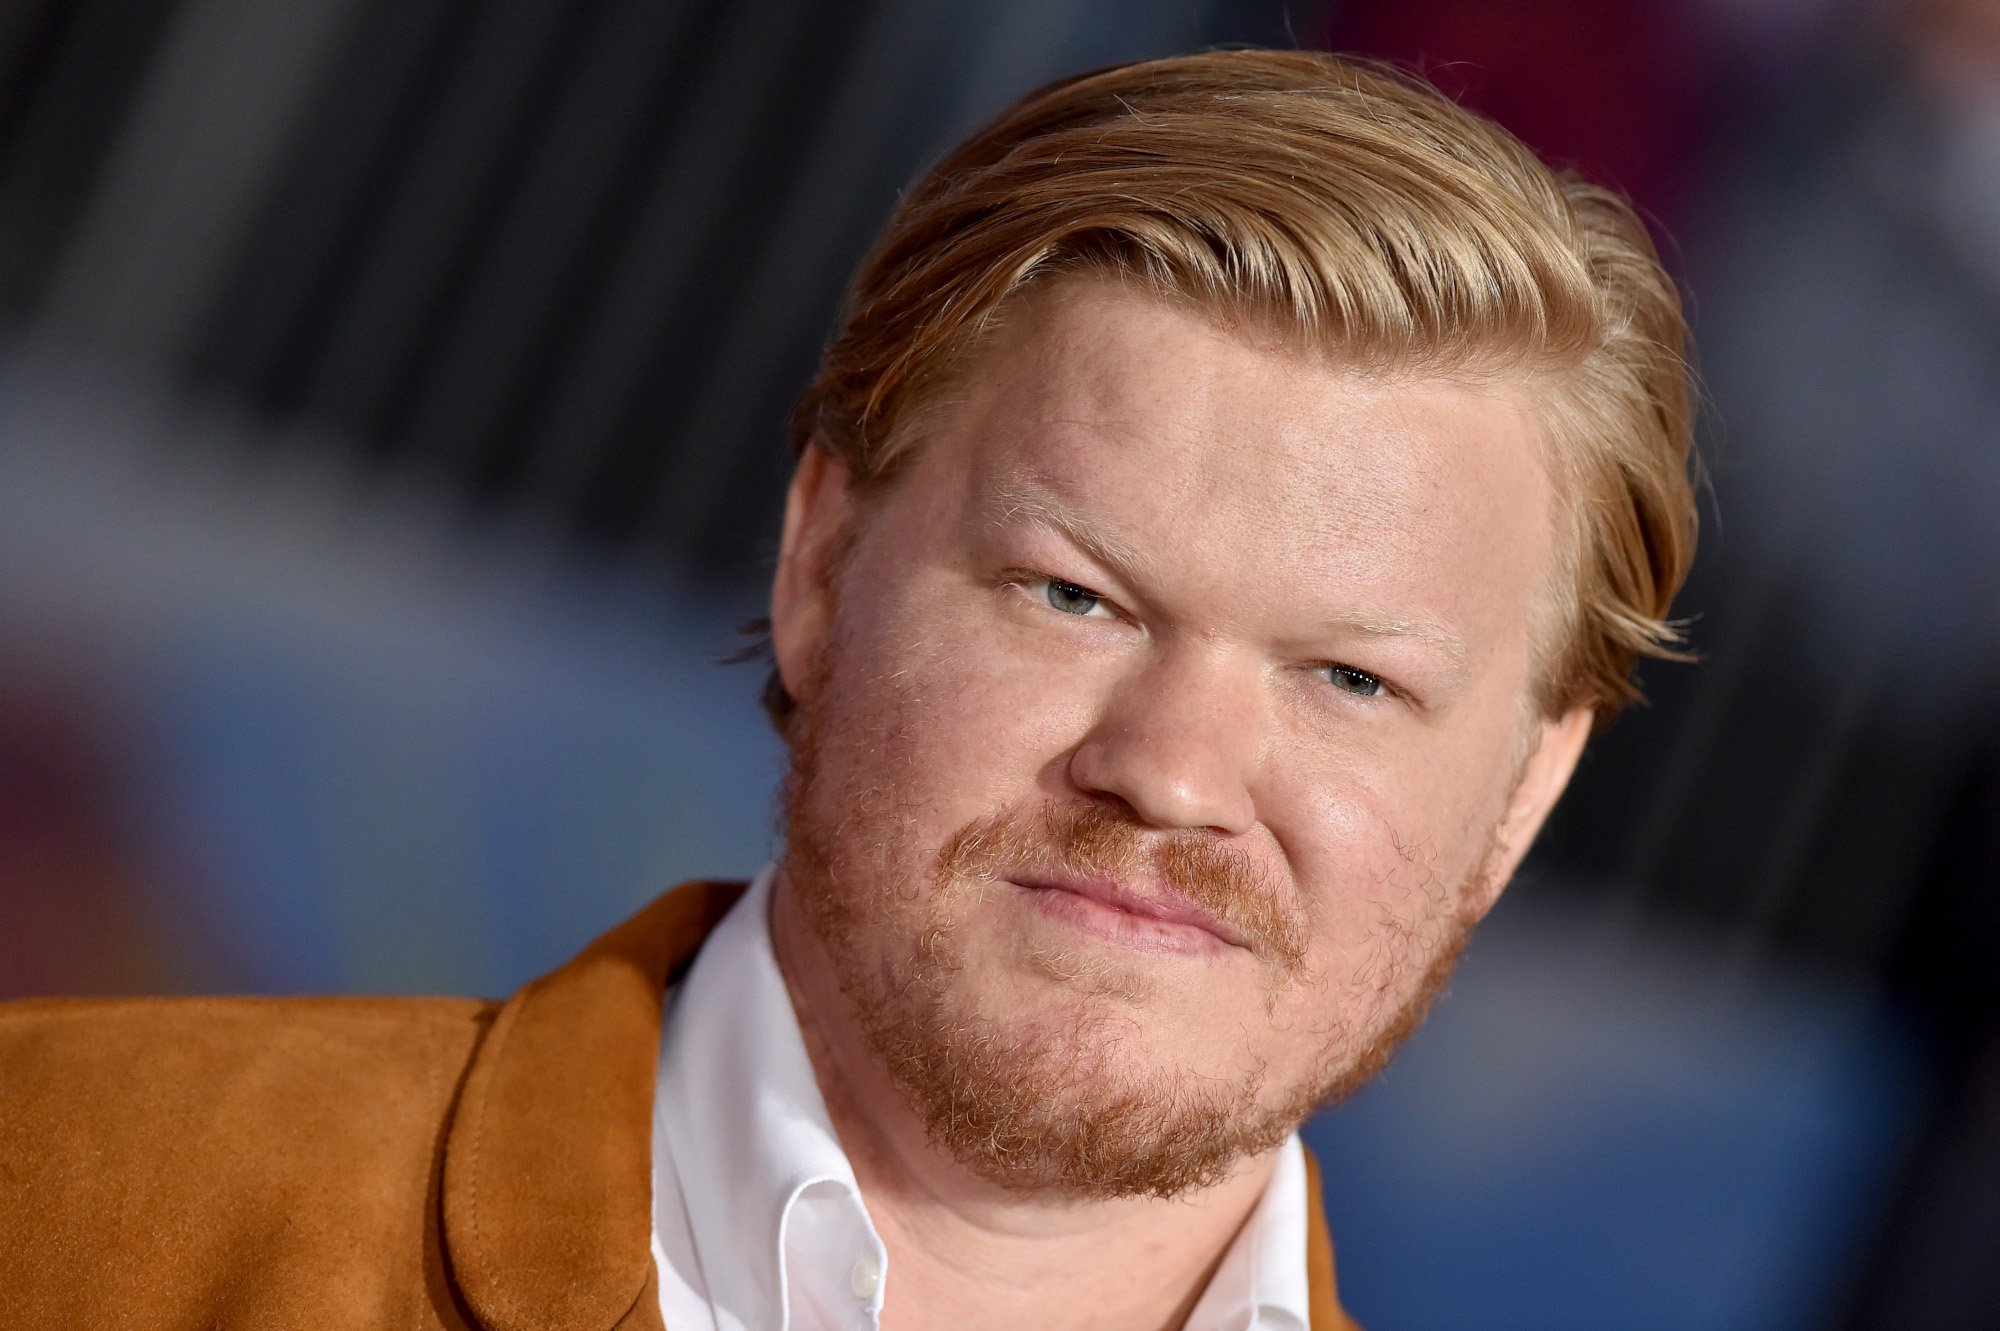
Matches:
[986,479,1150,583]
[1323,612,1469,666]
[984,476,1470,666]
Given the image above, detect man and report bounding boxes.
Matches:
[0,50,1695,1330]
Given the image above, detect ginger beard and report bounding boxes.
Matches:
[779,644,1498,1202]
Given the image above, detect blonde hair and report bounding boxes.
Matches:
[781,49,1696,727]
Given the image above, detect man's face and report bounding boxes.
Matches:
[773,279,1589,1199]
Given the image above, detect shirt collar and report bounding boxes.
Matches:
[1184,1134,1314,1331]
[653,865,888,1330]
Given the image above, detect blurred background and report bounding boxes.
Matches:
[1,0,1994,1326]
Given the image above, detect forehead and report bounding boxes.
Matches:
[905,281,1558,651]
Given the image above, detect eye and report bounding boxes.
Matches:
[1320,664,1387,698]
[1041,578,1108,617]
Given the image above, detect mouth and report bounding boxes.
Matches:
[1007,872,1252,957]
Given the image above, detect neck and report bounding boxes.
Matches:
[768,870,1279,1331]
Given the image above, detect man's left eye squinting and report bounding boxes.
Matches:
[1322,664,1386,697]
[1042,579,1106,617]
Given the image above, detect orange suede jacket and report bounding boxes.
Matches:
[0,881,1359,1330]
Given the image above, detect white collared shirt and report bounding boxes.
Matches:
[650,866,1312,1330]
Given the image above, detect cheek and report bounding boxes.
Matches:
[1267,745,1508,988]
[820,567,1097,836]
[1300,816,1447,975]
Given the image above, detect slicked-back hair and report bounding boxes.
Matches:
[772,49,1696,734]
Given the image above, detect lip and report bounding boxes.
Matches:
[1009,872,1251,954]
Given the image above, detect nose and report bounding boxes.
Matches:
[1066,646,1262,835]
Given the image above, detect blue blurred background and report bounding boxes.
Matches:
[2,1,1995,1326]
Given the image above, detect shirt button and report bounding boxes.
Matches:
[850,1253,882,1300]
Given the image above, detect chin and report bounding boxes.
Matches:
[890,985,1302,1199]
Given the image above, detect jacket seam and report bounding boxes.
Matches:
[418,1033,443,1331]
[464,995,519,1325]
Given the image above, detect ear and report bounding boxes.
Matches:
[770,444,860,703]
[1470,705,1594,913]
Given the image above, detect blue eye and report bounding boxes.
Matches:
[1323,664,1386,697]
[1043,579,1103,616]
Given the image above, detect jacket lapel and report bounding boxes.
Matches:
[440,880,745,1331]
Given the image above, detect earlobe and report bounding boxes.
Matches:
[1477,705,1595,909]
[770,444,859,701]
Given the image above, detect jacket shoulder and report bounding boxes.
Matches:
[0,992,497,1120]
[0,993,496,1327]
[0,989,494,1055]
